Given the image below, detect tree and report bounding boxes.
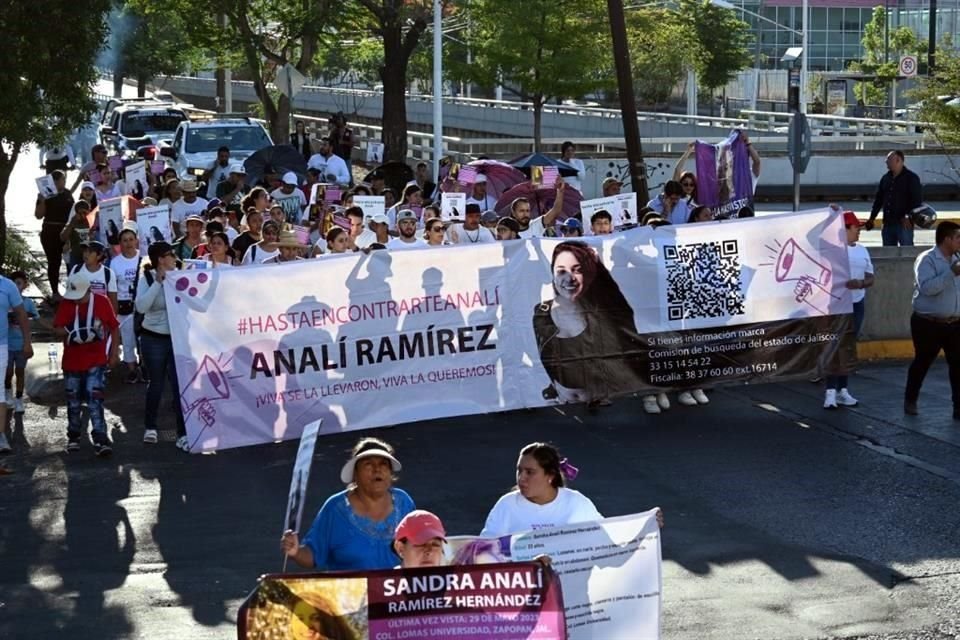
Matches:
[847,6,925,110]
[627,9,698,108]
[679,0,752,113]
[912,41,960,146]
[452,0,612,150]
[0,0,111,262]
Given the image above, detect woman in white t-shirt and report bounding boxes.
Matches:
[480,442,664,537]
[559,141,586,194]
[824,211,875,409]
[204,231,235,268]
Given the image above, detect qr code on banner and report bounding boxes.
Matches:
[664,240,746,320]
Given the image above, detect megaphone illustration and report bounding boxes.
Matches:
[775,239,831,288]
[180,355,231,426]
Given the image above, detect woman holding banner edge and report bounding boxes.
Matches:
[281,437,416,570]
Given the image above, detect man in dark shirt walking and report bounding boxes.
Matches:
[865,150,922,247]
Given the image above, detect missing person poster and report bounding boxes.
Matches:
[237,562,566,640]
[135,205,172,255]
[166,208,855,451]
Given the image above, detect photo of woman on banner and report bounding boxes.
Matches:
[533,241,646,404]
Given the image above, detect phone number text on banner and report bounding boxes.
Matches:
[167,209,855,451]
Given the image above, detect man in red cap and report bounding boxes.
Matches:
[393,510,447,569]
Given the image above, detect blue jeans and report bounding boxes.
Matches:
[881,220,914,247]
[827,299,866,390]
[140,332,186,437]
[65,366,108,442]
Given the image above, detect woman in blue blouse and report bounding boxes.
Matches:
[281,437,415,570]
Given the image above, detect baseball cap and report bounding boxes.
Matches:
[562,218,583,230]
[394,510,447,544]
[465,203,482,215]
[396,209,418,222]
[120,220,139,237]
[602,177,623,187]
[181,178,199,192]
[281,171,299,186]
[184,213,205,225]
[474,173,487,184]
[842,211,863,227]
[63,270,92,301]
[229,163,247,175]
[497,217,520,234]
[370,213,389,225]
[480,210,499,225]
[80,239,106,253]
[80,181,96,191]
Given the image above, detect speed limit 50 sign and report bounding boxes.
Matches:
[900,55,918,77]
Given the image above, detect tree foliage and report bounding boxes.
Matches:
[848,6,925,108]
[912,41,960,146]
[451,0,612,149]
[628,8,698,107]
[678,0,753,96]
[107,1,197,94]
[0,0,111,261]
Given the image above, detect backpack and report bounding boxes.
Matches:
[70,263,113,289]
[131,266,154,337]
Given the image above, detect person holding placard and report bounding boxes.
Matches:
[110,223,145,384]
[281,437,416,571]
[93,164,123,201]
[34,170,74,301]
[61,201,94,273]
[510,179,565,239]
[386,210,428,250]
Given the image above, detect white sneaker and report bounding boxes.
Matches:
[143,429,159,444]
[677,391,698,406]
[692,389,709,405]
[13,398,24,414]
[0,433,10,453]
[642,395,661,414]
[836,388,859,407]
[4,394,12,409]
[656,392,671,410]
[175,436,190,451]
[823,389,838,409]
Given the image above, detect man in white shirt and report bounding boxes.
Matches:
[447,203,495,244]
[466,174,496,211]
[356,213,390,250]
[510,180,565,239]
[387,210,428,250]
[270,172,308,225]
[203,146,232,200]
[307,137,351,185]
[170,179,209,238]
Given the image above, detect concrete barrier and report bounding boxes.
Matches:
[858,246,928,361]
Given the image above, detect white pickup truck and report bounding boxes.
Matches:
[160,116,273,182]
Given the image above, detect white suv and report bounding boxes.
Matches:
[160,116,273,180]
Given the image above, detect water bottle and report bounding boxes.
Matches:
[47,344,58,374]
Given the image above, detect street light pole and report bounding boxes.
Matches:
[800,0,808,114]
[929,0,938,73]
[607,0,649,202]
[432,0,443,184]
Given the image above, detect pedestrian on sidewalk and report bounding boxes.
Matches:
[904,221,960,417]
[824,212,874,409]
[865,150,922,247]
[135,242,188,449]
[5,272,40,415]
[53,270,119,457]
[0,274,34,454]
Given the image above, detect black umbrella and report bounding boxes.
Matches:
[509,152,580,177]
[363,161,415,196]
[243,144,308,187]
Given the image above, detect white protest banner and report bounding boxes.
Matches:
[136,205,172,255]
[165,209,855,451]
[354,195,385,222]
[366,141,385,164]
[125,160,148,199]
[282,418,322,537]
[97,197,125,246]
[447,510,662,640]
[441,192,467,221]
[36,175,57,199]
[613,192,638,227]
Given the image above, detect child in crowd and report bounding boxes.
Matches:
[5,271,39,414]
[53,270,120,457]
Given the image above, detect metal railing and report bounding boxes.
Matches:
[740,110,933,137]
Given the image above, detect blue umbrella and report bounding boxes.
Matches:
[509,152,580,177]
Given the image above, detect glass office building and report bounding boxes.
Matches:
[725,1,960,71]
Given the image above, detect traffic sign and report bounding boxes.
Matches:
[788,113,812,174]
[899,55,918,78]
[276,63,306,98]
